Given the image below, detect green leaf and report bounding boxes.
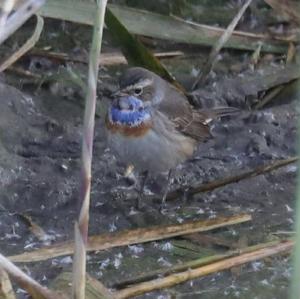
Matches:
[105,7,184,90]
[39,1,289,53]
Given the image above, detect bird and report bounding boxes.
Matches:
[105,67,237,209]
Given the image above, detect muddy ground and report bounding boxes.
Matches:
[0,17,299,299]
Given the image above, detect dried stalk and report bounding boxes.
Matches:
[0,0,45,45]
[264,0,300,25]
[0,267,16,299]
[290,80,300,299]
[27,49,183,66]
[52,272,116,299]
[72,1,107,299]
[112,239,283,288]
[254,84,288,110]
[173,15,293,42]
[9,214,251,263]
[255,42,297,109]
[0,15,44,71]
[6,65,42,79]
[192,0,253,89]
[115,240,293,299]
[167,156,298,201]
[0,253,63,299]
[250,42,263,66]
[0,0,16,34]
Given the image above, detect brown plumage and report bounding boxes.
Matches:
[106,67,238,174]
[105,67,239,208]
[105,115,153,137]
[118,67,236,142]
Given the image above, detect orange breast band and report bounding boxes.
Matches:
[105,116,153,137]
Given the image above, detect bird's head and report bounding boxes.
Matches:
[107,67,166,129]
[112,67,165,106]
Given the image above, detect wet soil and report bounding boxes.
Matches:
[0,63,298,298]
[0,12,299,299]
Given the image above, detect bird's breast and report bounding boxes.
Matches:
[105,116,153,137]
[105,106,197,173]
[106,96,153,137]
[105,108,153,137]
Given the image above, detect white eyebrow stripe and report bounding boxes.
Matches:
[124,78,153,92]
[136,78,153,88]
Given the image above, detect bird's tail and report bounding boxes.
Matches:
[204,106,240,119]
[199,106,240,125]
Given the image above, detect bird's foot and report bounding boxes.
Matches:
[158,169,174,214]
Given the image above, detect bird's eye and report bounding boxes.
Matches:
[134,87,143,96]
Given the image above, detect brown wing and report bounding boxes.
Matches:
[157,82,239,142]
[157,84,211,142]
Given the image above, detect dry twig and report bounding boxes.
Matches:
[167,156,298,201]
[255,42,297,109]
[27,49,183,66]
[0,253,64,299]
[115,240,293,299]
[192,0,253,89]
[52,272,115,299]
[0,15,44,71]
[72,1,107,298]
[9,214,251,263]
[0,267,16,299]
[112,239,283,288]
[264,0,300,25]
[0,0,45,45]
[0,0,16,34]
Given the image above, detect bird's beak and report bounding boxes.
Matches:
[111,89,128,98]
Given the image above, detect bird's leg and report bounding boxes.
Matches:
[136,170,149,209]
[160,169,173,212]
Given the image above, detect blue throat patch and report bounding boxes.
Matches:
[109,96,151,127]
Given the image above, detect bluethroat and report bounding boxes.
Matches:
[105,67,237,209]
